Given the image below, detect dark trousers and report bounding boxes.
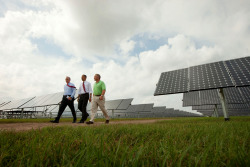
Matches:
[55,96,76,121]
[78,94,89,121]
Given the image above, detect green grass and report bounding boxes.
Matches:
[0,117,249,166]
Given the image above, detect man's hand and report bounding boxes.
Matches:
[99,96,103,100]
[89,97,92,102]
[68,97,72,101]
[77,98,79,102]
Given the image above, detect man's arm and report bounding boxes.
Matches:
[100,90,105,100]
[68,84,76,100]
[77,85,81,101]
[89,82,93,102]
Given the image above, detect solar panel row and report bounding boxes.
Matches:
[183,87,250,106]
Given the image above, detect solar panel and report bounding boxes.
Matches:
[200,89,220,105]
[152,106,166,112]
[155,56,250,96]
[189,61,234,91]
[20,92,66,108]
[20,94,53,108]
[225,57,250,86]
[183,91,201,106]
[154,68,189,95]
[105,99,123,110]
[42,92,64,106]
[134,104,145,112]
[192,105,215,110]
[0,101,11,108]
[0,97,35,110]
[143,103,154,112]
[126,105,138,112]
[183,86,247,107]
[192,103,249,110]
[117,98,133,110]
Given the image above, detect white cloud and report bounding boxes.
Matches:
[119,39,136,55]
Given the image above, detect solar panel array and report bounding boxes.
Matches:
[0,97,35,110]
[183,87,249,107]
[192,103,250,110]
[0,91,202,119]
[198,109,250,117]
[155,56,250,95]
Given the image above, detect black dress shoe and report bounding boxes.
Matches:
[72,120,76,123]
[78,120,84,123]
[86,121,94,125]
[105,120,109,124]
[50,120,59,123]
[83,114,89,121]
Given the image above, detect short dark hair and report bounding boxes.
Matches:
[96,74,101,79]
[82,74,87,78]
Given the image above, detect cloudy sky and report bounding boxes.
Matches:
[0,0,249,113]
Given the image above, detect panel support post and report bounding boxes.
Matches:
[21,108,24,119]
[112,109,114,119]
[214,104,219,117]
[217,88,230,121]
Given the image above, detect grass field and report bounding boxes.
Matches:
[0,117,249,166]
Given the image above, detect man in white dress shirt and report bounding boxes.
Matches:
[50,76,77,123]
[77,74,92,123]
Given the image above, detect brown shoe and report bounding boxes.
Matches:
[105,120,109,124]
[86,121,94,125]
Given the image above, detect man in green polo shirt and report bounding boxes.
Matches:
[86,74,110,124]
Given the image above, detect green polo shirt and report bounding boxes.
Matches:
[93,80,106,95]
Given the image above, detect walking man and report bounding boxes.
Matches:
[86,74,110,124]
[50,76,77,123]
[77,74,92,123]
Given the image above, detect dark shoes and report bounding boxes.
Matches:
[105,120,109,124]
[78,120,85,123]
[50,120,59,123]
[72,120,77,123]
[86,121,94,125]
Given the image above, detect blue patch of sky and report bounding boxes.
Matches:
[30,37,72,59]
[0,0,52,17]
[128,33,214,56]
[130,33,169,56]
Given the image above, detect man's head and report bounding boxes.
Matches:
[65,76,71,83]
[81,74,87,81]
[94,74,101,81]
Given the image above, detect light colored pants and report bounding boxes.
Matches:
[90,96,110,122]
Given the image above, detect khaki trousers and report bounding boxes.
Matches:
[90,96,110,122]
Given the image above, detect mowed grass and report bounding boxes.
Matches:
[0,117,249,167]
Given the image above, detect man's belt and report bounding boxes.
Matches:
[79,93,89,95]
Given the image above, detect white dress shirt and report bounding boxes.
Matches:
[78,81,93,94]
[63,82,76,98]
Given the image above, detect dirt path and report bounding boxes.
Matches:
[0,119,171,132]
